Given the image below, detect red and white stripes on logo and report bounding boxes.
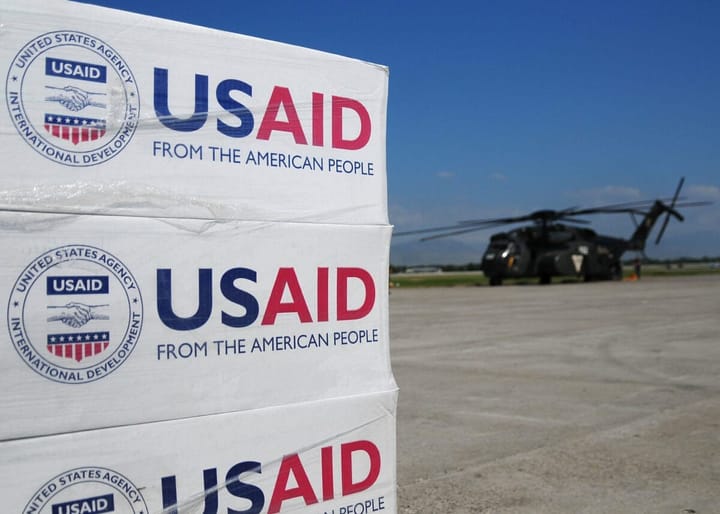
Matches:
[43,114,106,145]
[47,332,110,362]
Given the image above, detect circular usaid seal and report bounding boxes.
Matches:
[5,31,140,167]
[7,245,144,384]
[24,466,148,514]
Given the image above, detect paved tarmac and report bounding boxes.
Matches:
[389,275,720,513]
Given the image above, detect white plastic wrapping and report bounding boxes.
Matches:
[2,1,396,511]
[0,390,398,513]
[2,0,389,224]
[1,211,395,440]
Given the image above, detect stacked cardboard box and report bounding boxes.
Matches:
[1,1,396,512]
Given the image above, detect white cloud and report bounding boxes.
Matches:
[388,204,425,228]
[686,184,720,201]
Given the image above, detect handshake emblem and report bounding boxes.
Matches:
[47,302,110,328]
[45,85,106,112]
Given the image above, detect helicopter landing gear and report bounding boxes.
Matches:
[489,276,503,286]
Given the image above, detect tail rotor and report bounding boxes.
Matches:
[655,177,685,245]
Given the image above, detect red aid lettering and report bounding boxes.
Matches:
[257,86,308,144]
[261,268,313,325]
[317,267,329,322]
[341,440,381,495]
[312,92,324,147]
[332,96,371,150]
[321,445,334,501]
[337,268,375,321]
[268,454,319,514]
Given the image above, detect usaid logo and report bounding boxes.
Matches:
[7,245,143,384]
[5,31,140,166]
[23,467,147,514]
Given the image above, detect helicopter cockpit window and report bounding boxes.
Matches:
[489,238,509,249]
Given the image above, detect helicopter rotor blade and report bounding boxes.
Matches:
[457,214,535,225]
[566,196,689,217]
[394,225,470,237]
[393,220,500,237]
[655,177,684,244]
[394,218,511,238]
[671,200,712,208]
[571,198,707,218]
[419,222,509,242]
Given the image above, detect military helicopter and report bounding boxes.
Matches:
[395,178,709,285]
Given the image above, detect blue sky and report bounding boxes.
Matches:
[77,0,720,263]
